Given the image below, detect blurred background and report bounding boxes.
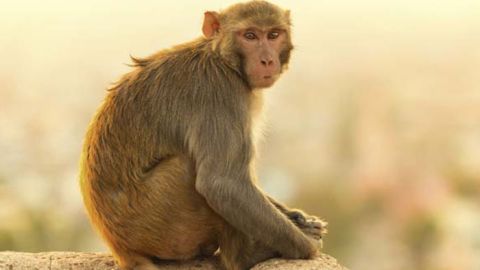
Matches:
[1,0,480,269]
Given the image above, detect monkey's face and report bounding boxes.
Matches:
[235,27,290,89]
[203,1,294,89]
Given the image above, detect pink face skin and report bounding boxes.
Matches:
[236,28,287,89]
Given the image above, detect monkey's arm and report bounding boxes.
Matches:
[267,196,326,240]
[190,119,317,259]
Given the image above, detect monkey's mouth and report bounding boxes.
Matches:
[252,74,277,89]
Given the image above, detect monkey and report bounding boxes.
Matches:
[80,1,326,270]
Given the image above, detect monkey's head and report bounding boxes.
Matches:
[202,1,293,89]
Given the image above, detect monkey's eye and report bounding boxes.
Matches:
[268,31,280,40]
[244,32,257,40]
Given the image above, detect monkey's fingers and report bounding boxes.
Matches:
[303,219,328,238]
[302,229,323,242]
[305,217,327,230]
[302,227,322,238]
[317,239,324,249]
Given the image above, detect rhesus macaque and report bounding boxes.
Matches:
[80,1,326,269]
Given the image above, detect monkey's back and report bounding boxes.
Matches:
[81,38,248,186]
[79,39,252,257]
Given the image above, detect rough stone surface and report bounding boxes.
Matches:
[0,252,347,270]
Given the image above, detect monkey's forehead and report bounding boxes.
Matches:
[231,17,290,31]
[219,1,291,30]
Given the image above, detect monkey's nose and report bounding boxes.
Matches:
[260,59,274,66]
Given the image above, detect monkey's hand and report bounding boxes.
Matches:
[267,196,327,244]
[287,210,327,242]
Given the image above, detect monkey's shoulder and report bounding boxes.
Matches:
[117,43,244,97]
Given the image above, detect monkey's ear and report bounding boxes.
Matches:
[284,10,292,24]
[202,11,220,38]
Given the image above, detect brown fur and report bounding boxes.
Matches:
[80,1,325,270]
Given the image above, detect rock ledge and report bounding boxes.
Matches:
[0,252,348,270]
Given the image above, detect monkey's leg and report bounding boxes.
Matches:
[268,196,327,240]
[106,244,160,270]
[218,223,279,270]
[132,155,221,260]
[95,155,221,270]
